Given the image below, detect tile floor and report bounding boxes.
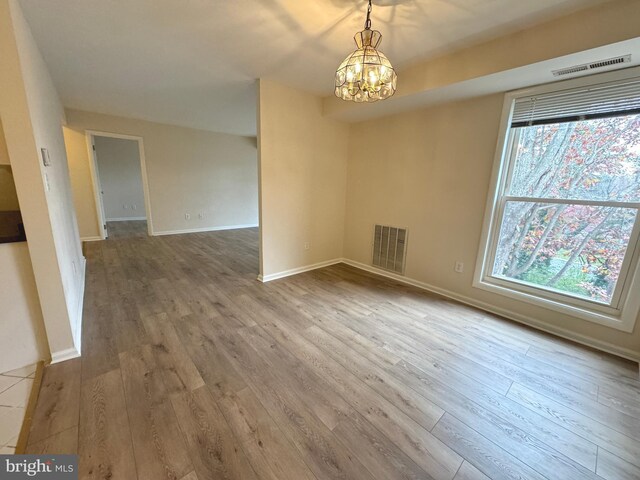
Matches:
[0,363,36,454]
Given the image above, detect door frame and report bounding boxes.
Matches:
[84,130,154,238]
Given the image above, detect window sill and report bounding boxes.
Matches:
[472,277,637,333]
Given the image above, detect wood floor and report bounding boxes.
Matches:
[25,220,640,480]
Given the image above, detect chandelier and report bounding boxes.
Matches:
[334,0,397,103]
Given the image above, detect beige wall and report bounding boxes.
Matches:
[0,166,20,211]
[0,242,47,373]
[94,136,145,221]
[0,0,84,363]
[63,127,101,239]
[64,109,258,237]
[0,120,9,165]
[258,79,349,278]
[344,93,640,358]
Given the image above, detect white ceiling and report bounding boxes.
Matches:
[19,0,611,136]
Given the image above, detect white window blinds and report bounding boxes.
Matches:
[511,77,640,127]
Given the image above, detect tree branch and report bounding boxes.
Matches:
[547,209,614,287]
[511,204,567,277]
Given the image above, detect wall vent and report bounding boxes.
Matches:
[372,224,408,274]
[552,55,631,77]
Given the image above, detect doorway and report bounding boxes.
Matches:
[86,131,152,238]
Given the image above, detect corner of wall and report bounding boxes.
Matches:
[257,79,349,279]
[2,0,84,364]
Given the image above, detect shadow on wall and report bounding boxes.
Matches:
[0,121,25,243]
[0,165,26,243]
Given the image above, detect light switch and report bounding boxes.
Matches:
[40,148,51,166]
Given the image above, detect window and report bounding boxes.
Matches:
[475,71,640,332]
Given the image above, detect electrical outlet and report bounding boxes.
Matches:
[185,213,191,220]
[455,261,464,273]
[304,242,310,250]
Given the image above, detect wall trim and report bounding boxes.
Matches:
[259,258,343,283]
[80,236,102,242]
[50,257,86,365]
[153,224,259,237]
[50,347,81,364]
[72,257,86,357]
[85,130,155,237]
[341,259,640,363]
[106,216,146,222]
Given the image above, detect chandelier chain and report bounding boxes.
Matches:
[364,0,372,30]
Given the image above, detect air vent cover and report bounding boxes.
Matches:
[552,55,631,77]
[372,224,407,274]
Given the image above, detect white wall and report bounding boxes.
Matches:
[0,106,47,373]
[0,242,48,373]
[343,94,640,360]
[64,109,258,237]
[257,79,349,279]
[94,136,145,221]
[0,0,84,363]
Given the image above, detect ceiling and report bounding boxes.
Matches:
[19,0,611,136]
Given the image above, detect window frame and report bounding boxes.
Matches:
[474,68,640,333]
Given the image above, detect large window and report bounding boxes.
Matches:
[475,73,640,332]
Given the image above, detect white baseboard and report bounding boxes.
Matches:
[73,257,86,357]
[154,224,259,236]
[81,236,103,242]
[51,347,81,364]
[341,259,640,363]
[259,258,343,283]
[106,217,147,222]
[50,258,86,365]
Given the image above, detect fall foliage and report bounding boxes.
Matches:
[493,114,640,303]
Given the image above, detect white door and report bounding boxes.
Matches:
[90,136,108,238]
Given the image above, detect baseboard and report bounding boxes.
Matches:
[106,217,147,221]
[50,257,86,365]
[81,236,102,242]
[341,259,640,363]
[154,224,259,236]
[259,258,344,283]
[72,257,86,357]
[50,346,81,364]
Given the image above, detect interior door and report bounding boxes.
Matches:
[90,135,108,238]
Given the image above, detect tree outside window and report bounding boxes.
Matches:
[491,114,640,306]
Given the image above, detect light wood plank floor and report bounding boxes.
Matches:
[26,220,640,480]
